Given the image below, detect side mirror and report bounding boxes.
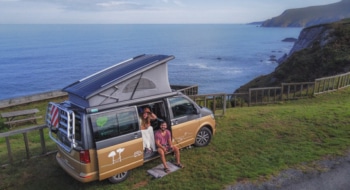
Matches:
[193,108,200,115]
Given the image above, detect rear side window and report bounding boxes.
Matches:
[90,107,139,142]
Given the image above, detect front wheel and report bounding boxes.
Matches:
[108,171,129,184]
[194,127,212,147]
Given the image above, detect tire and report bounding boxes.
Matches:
[194,127,212,147]
[108,171,129,184]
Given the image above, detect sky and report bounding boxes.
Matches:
[0,0,342,24]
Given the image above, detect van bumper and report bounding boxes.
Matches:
[56,152,98,183]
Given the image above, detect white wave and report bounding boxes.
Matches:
[188,63,213,70]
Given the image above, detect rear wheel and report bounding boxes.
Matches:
[108,171,129,184]
[194,127,212,147]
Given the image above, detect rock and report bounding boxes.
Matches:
[282,37,297,42]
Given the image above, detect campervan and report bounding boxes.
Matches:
[46,54,216,183]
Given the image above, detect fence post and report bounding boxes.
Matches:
[223,94,227,115]
[39,128,47,154]
[5,137,13,164]
[23,133,31,159]
[248,89,251,106]
[300,84,303,97]
[213,95,216,114]
[281,84,284,101]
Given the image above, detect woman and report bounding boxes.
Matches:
[140,107,157,154]
[140,107,157,130]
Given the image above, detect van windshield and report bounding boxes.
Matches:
[90,107,139,142]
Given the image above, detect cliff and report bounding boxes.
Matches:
[235,19,350,93]
[261,0,350,27]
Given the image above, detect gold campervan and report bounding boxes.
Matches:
[46,54,216,183]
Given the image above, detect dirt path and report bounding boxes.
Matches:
[226,151,350,190]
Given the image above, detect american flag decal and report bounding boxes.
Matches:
[50,105,59,129]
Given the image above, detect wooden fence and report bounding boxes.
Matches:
[173,85,199,96]
[0,125,56,166]
[189,93,249,117]
[248,72,350,106]
[190,93,227,117]
[248,82,315,106]
[249,87,282,106]
[314,72,350,94]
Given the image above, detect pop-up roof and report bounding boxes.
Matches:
[63,54,175,108]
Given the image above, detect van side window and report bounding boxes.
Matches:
[74,113,82,141]
[90,108,138,142]
[169,97,196,118]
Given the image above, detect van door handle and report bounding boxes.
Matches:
[134,133,138,139]
[172,120,178,125]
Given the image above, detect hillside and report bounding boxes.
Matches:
[261,0,350,27]
[236,19,350,93]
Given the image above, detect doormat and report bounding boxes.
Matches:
[147,161,181,178]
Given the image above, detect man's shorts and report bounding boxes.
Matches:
[162,144,173,152]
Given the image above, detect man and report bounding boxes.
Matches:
[155,121,184,173]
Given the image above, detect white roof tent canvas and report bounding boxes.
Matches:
[63,54,175,108]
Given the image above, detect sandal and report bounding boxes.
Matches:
[174,163,184,168]
[164,167,170,173]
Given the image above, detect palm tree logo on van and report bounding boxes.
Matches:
[116,148,125,162]
[108,148,125,164]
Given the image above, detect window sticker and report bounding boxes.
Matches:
[96,116,108,127]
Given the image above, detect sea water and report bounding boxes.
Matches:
[0,24,302,100]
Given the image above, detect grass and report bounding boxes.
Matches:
[1,88,350,189]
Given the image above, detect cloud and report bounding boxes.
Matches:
[173,0,185,7]
[2,0,155,12]
[95,1,148,11]
[60,0,147,11]
[96,1,139,8]
[0,0,340,24]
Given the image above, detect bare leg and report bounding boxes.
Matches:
[157,147,168,169]
[172,146,181,164]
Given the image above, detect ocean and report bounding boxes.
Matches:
[0,24,302,100]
